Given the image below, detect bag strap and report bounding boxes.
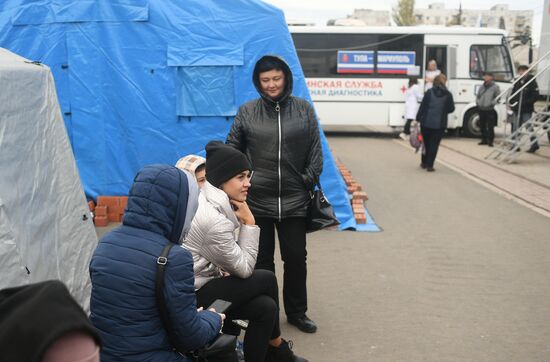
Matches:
[309,181,329,203]
[155,243,188,355]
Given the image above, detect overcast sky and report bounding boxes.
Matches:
[263,0,544,45]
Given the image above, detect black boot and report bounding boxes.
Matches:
[287,315,317,333]
[265,339,308,362]
[527,143,540,153]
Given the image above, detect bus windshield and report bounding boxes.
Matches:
[469,44,513,81]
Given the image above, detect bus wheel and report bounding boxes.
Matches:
[462,109,481,138]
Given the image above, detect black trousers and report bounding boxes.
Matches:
[479,110,496,143]
[255,217,308,319]
[421,127,444,168]
[404,119,414,135]
[196,270,280,361]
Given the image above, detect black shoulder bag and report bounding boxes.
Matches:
[155,243,238,362]
[282,156,339,233]
[306,182,340,233]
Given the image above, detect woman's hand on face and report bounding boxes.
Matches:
[230,200,255,225]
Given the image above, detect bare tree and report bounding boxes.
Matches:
[392,0,416,26]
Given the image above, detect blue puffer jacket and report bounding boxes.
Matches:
[89,164,221,362]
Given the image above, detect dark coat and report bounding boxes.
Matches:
[226,55,323,219]
[417,85,455,130]
[0,280,101,362]
[89,165,221,362]
[510,73,539,114]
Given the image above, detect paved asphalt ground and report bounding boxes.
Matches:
[278,135,550,362]
[95,134,550,361]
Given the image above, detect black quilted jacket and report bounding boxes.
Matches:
[226,55,323,219]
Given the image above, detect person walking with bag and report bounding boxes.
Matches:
[183,141,307,362]
[476,72,500,147]
[226,55,323,334]
[416,74,455,172]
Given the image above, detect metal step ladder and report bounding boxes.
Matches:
[487,49,550,164]
[486,110,550,163]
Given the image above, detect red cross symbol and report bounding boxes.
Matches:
[400,85,407,93]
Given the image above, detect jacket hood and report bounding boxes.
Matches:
[252,55,293,105]
[123,164,199,243]
[432,85,449,97]
[175,154,206,175]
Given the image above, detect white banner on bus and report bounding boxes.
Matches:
[377,51,416,74]
[337,50,374,74]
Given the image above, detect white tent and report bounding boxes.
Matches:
[0,48,97,311]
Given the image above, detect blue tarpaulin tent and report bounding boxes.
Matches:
[0,0,361,230]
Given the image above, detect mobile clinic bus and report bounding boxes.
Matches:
[290,26,515,136]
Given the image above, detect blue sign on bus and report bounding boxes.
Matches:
[377,51,416,74]
[337,51,374,74]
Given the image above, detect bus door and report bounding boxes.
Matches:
[425,45,447,76]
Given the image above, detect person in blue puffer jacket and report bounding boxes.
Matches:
[89,164,223,361]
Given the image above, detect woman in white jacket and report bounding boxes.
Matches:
[182,141,307,362]
[403,77,423,135]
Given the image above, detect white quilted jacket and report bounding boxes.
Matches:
[182,181,260,289]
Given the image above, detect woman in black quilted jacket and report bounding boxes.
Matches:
[226,55,323,334]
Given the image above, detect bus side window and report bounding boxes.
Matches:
[292,33,424,79]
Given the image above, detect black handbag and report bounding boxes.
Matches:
[155,243,238,362]
[306,182,339,233]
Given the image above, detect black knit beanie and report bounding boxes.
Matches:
[205,141,251,188]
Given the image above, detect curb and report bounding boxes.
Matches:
[334,158,369,224]
[440,143,550,191]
